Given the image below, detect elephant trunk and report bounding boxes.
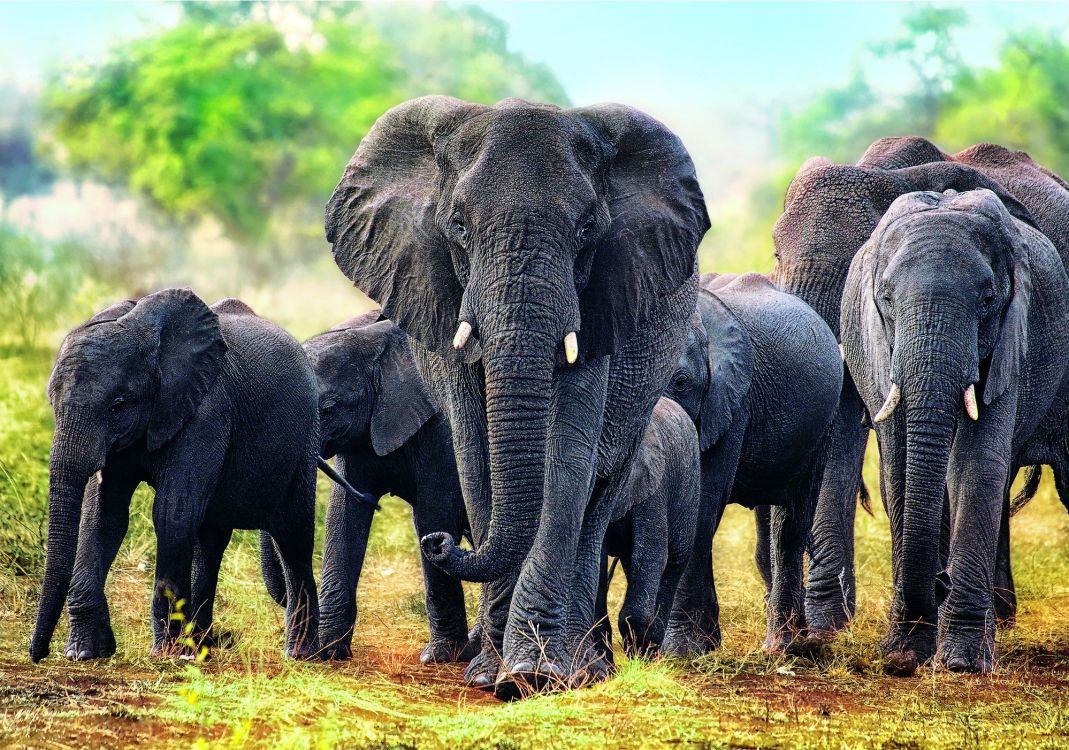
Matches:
[897,333,972,627]
[29,415,99,662]
[424,270,562,583]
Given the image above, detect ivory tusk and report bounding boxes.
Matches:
[563,331,578,364]
[873,383,901,424]
[95,470,103,485]
[964,383,979,421]
[839,344,845,361]
[452,321,472,351]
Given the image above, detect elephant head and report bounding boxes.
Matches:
[841,189,1037,631]
[304,311,438,460]
[771,145,1035,338]
[325,96,708,582]
[29,289,227,662]
[666,286,753,452]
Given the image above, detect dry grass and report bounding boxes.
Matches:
[3,346,1069,749]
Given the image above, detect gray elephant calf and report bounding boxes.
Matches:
[29,291,321,663]
[598,397,700,661]
[663,273,843,656]
[263,311,475,664]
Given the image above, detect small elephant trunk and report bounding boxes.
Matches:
[29,417,99,662]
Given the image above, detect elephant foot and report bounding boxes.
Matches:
[994,591,1017,630]
[65,618,116,661]
[286,639,320,661]
[804,605,852,639]
[420,636,480,664]
[319,641,353,661]
[881,623,936,677]
[494,658,569,701]
[661,618,722,658]
[937,621,997,674]
[463,647,502,691]
[762,616,806,654]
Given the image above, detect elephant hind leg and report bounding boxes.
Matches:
[268,466,320,660]
[190,525,234,650]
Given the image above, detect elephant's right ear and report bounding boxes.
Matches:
[848,241,894,406]
[696,291,753,452]
[122,289,227,452]
[325,96,488,361]
[369,324,438,457]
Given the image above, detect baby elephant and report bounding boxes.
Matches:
[597,397,700,662]
[29,291,321,663]
[284,311,474,663]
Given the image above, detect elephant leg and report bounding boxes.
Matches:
[663,431,742,657]
[594,547,614,665]
[561,471,625,685]
[190,524,233,649]
[269,468,320,661]
[618,500,669,658]
[763,500,809,652]
[319,455,376,661]
[753,505,773,596]
[938,418,1013,673]
[66,470,138,660]
[413,486,474,664]
[805,392,867,636]
[442,364,506,689]
[993,486,1016,629]
[497,361,608,697]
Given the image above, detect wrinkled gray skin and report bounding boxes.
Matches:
[842,189,1069,674]
[29,292,321,663]
[295,310,476,664]
[770,148,1039,638]
[325,96,707,698]
[661,273,842,654]
[852,137,1069,628]
[596,397,700,661]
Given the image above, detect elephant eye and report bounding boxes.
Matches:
[981,286,996,305]
[109,396,128,413]
[450,215,467,240]
[672,372,689,390]
[577,216,596,244]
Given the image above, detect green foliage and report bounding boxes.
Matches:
[41,3,568,275]
[0,225,101,349]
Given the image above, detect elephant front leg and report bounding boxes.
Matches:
[66,470,138,660]
[413,486,476,664]
[938,410,1014,673]
[993,489,1016,629]
[805,395,868,638]
[496,360,607,698]
[318,456,376,661]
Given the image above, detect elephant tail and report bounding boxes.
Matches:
[858,478,874,516]
[259,531,288,607]
[1009,465,1043,517]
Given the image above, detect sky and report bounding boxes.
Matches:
[1,1,1066,197]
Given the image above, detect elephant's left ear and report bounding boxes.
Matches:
[572,105,710,358]
[123,288,228,452]
[984,221,1034,406]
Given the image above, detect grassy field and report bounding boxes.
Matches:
[3,343,1069,749]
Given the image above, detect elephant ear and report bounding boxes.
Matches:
[325,96,488,362]
[695,290,753,451]
[572,104,710,359]
[852,238,894,404]
[370,323,438,456]
[85,299,138,327]
[122,289,228,452]
[624,425,666,514]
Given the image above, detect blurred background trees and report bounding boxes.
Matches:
[0,2,1067,344]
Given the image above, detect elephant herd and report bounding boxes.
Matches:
[26,95,1069,700]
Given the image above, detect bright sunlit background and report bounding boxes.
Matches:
[2,1,1068,345]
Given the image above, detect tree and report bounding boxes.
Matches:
[41,3,568,278]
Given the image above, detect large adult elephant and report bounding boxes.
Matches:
[857,137,1069,624]
[29,293,321,663]
[770,149,1036,638]
[841,189,1069,674]
[325,96,708,698]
